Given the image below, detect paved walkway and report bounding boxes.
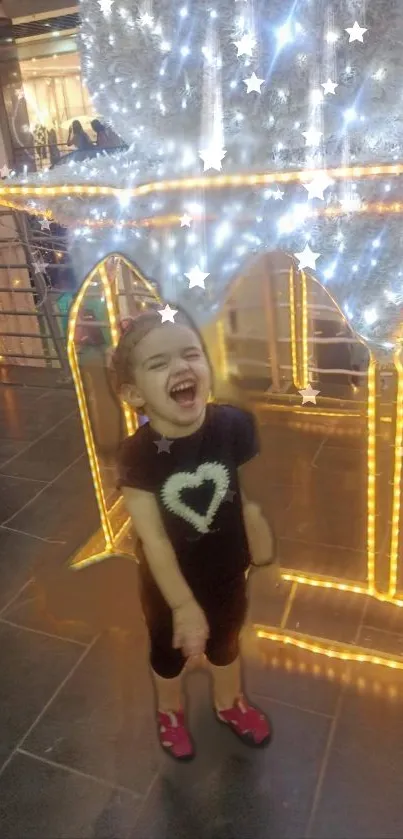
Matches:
[0,383,402,838]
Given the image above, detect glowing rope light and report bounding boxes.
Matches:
[67,266,115,551]
[255,628,403,671]
[301,271,309,389]
[367,356,377,594]
[2,161,403,208]
[99,261,136,436]
[215,317,229,382]
[289,263,300,389]
[64,253,403,673]
[67,255,161,556]
[280,571,403,608]
[4,200,403,231]
[388,349,403,597]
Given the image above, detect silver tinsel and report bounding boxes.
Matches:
[6,0,403,357]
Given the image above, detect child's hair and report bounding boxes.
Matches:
[111,303,212,393]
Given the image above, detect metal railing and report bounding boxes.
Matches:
[0,207,73,381]
[11,143,128,174]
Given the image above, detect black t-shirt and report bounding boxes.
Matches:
[116,403,259,593]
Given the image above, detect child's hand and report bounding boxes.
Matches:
[172,599,209,657]
[243,502,275,567]
[263,559,282,587]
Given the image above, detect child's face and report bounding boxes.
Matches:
[124,323,211,436]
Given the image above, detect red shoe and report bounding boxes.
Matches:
[157,710,195,761]
[216,696,272,747]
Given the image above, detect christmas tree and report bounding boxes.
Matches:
[81,0,402,169]
[9,0,403,353]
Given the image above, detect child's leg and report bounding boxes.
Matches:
[149,640,195,761]
[209,656,242,710]
[139,566,194,760]
[144,603,186,711]
[205,577,272,747]
[152,669,183,712]
[204,575,246,709]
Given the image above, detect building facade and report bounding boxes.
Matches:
[0,1,95,174]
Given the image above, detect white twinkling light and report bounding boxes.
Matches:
[310,89,323,105]
[276,22,293,47]
[344,107,357,123]
[6,0,403,356]
[364,308,378,325]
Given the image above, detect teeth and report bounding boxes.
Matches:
[171,381,194,393]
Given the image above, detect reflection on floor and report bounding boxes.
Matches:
[1,382,403,838]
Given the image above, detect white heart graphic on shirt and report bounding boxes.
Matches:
[161,462,230,534]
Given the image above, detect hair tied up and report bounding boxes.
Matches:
[119,317,136,335]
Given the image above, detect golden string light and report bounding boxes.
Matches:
[2,160,403,205]
[281,571,403,607]
[98,262,136,437]
[301,270,309,390]
[67,266,115,551]
[1,157,403,229]
[2,201,403,231]
[215,318,229,382]
[367,356,377,594]
[67,255,160,554]
[289,263,300,389]
[388,348,403,597]
[255,628,403,672]
[63,249,403,670]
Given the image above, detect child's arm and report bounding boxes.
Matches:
[122,486,209,654]
[241,490,275,567]
[237,458,276,567]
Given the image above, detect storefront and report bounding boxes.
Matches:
[18,50,95,168]
[1,7,98,172]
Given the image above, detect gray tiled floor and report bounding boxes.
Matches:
[1,383,403,838]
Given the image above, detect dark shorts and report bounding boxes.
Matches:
[138,561,248,679]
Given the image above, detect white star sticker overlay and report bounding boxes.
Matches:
[294,244,321,271]
[273,187,284,200]
[303,172,333,200]
[321,78,338,95]
[299,384,320,405]
[243,73,264,94]
[234,32,256,57]
[223,489,236,503]
[302,128,323,146]
[140,12,154,27]
[154,437,173,454]
[40,217,51,231]
[180,213,192,228]
[98,0,114,14]
[346,21,367,43]
[158,304,178,324]
[0,165,10,179]
[199,146,227,172]
[184,265,210,289]
[32,260,49,274]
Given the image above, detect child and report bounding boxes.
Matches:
[113,307,276,761]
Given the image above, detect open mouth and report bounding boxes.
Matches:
[169,379,197,407]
